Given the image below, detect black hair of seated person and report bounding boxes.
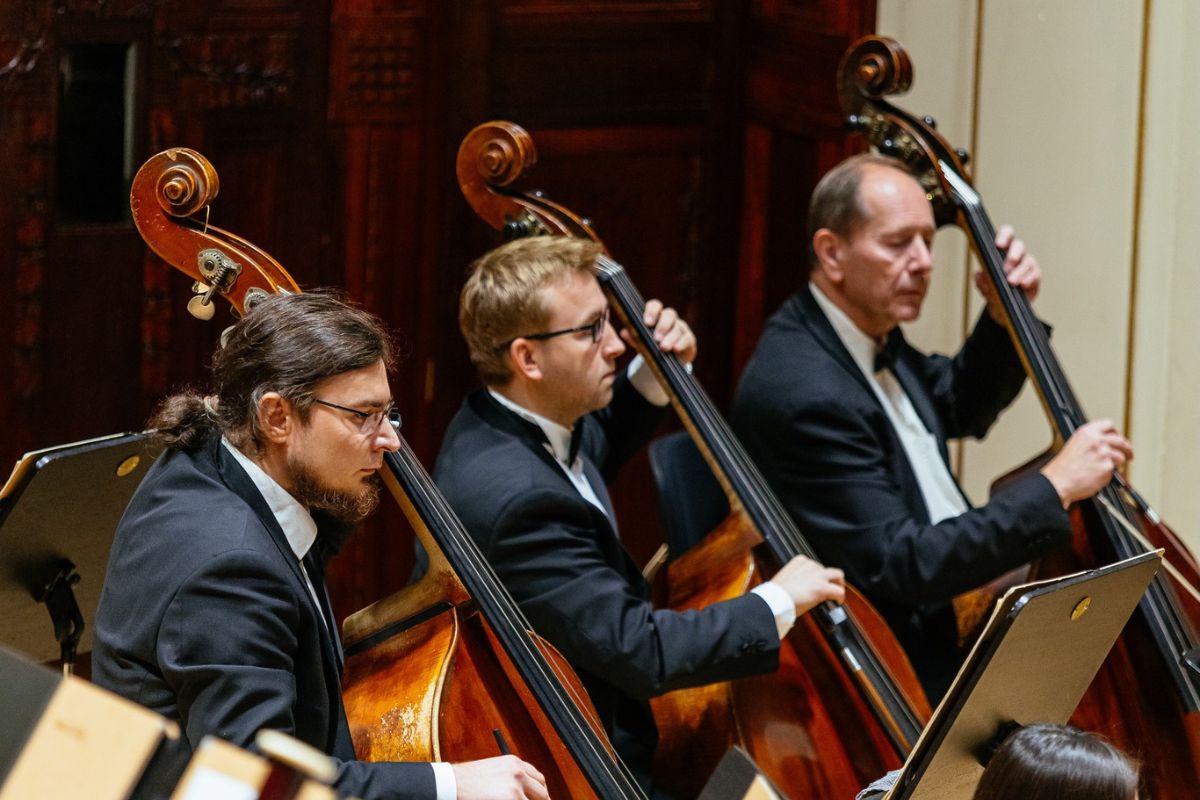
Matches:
[973,724,1139,800]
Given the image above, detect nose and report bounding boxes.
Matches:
[910,237,933,272]
[600,317,625,358]
[374,417,402,452]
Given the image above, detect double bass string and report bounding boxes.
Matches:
[595,259,817,563]
[398,444,636,781]
[386,442,647,797]
[595,258,805,562]
[595,255,926,748]
[948,172,1200,703]
[399,444,645,795]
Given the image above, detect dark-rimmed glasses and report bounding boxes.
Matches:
[497,306,610,350]
[312,398,401,434]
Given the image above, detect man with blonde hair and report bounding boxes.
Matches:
[435,236,846,797]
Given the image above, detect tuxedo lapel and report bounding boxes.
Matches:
[794,289,876,397]
[210,437,346,737]
[468,391,633,567]
[890,349,945,451]
[469,391,576,490]
[303,549,345,674]
[212,438,309,588]
[795,290,961,490]
[580,453,619,534]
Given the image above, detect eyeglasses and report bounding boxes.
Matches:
[312,398,401,434]
[498,307,610,350]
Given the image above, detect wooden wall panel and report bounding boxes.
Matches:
[731,4,873,377]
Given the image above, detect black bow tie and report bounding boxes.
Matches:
[496,398,584,465]
[874,332,902,373]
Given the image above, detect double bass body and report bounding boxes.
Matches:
[651,512,925,798]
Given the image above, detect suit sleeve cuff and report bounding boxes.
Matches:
[627,353,692,407]
[432,762,457,800]
[750,582,796,639]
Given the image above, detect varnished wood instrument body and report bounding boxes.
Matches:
[838,35,1200,795]
[340,443,622,800]
[457,121,933,799]
[653,512,928,798]
[130,148,647,800]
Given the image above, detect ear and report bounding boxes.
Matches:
[811,228,847,285]
[257,392,294,444]
[506,339,544,382]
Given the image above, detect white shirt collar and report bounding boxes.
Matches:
[221,437,318,562]
[487,389,575,465]
[809,282,884,379]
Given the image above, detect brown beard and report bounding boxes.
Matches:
[288,457,382,525]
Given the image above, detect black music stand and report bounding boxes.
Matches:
[883,551,1161,800]
[0,432,161,670]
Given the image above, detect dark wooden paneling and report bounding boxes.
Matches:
[731,3,871,377]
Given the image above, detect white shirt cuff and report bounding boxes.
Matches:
[431,762,457,800]
[751,581,797,640]
[627,353,692,407]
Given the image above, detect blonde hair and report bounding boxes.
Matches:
[460,236,603,384]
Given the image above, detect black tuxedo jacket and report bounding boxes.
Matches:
[93,434,434,800]
[433,376,781,795]
[731,288,1072,699]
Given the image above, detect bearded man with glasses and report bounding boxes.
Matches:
[93,292,548,800]
[434,236,846,799]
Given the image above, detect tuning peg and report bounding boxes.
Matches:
[846,114,867,132]
[922,115,937,129]
[187,280,217,321]
[187,294,216,321]
[503,219,530,240]
[955,148,971,166]
[879,138,901,157]
[503,210,550,241]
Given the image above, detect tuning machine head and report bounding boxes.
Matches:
[187,281,217,321]
[186,248,244,321]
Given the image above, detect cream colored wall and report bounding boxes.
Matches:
[876,0,1199,551]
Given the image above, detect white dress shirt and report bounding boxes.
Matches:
[491,355,796,639]
[809,284,969,524]
[222,439,457,800]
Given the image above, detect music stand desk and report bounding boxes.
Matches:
[886,551,1161,800]
[0,432,161,663]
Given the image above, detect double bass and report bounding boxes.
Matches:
[838,35,1200,795]
[457,121,933,799]
[129,147,649,800]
